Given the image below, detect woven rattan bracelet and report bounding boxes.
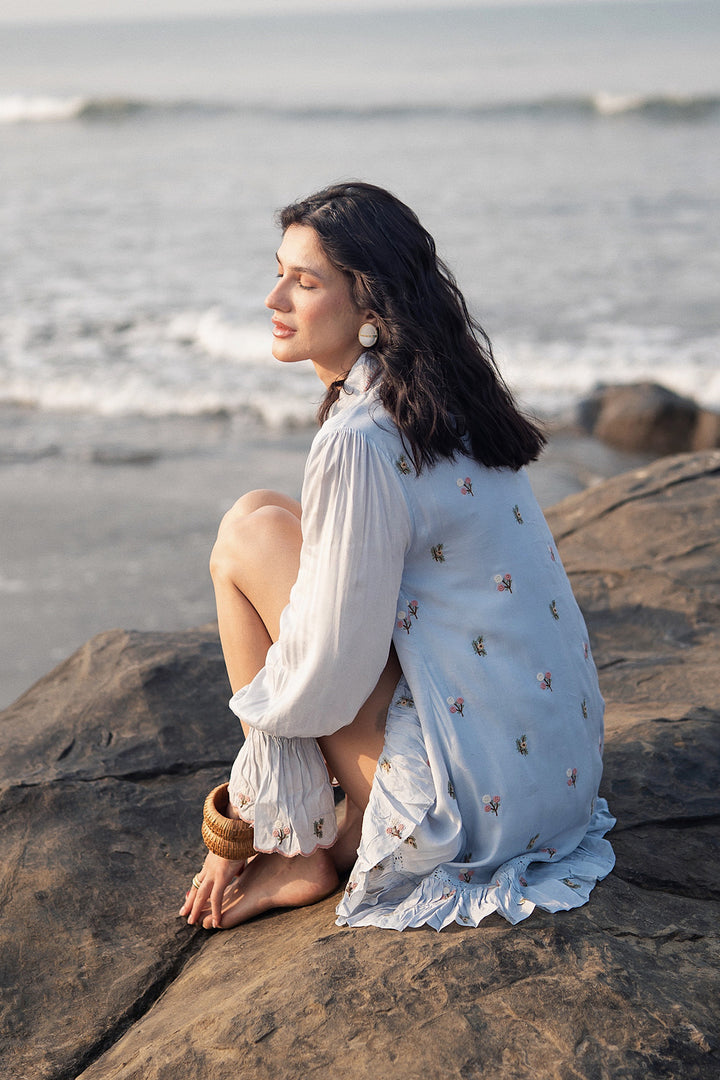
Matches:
[202,783,255,860]
[201,819,255,861]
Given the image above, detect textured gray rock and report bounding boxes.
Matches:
[577,382,720,455]
[2,452,719,1080]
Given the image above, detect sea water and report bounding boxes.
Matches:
[1,0,718,438]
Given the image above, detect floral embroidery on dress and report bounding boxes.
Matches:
[395,455,411,475]
[313,819,324,838]
[583,641,589,660]
[494,573,513,593]
[442,885,457,899]
[483,794,501,816]
[457,476,474,496]
[581,698,588,719]
[345,880,358,895]
[404,836,418,848]
[235,793,251,808]
[472,635,487,657]
[566,768,578,788]
[386,821,406,839]
[379,757,392,773]
[397,601,419,632]
[519,875,529,887]
[447,695,465,716]
[537,671,553,691]
[527,833,540,849]
[516,734,529,755]
[512,504,524,524]
[447,779,457,799]
[461,851,473,863]
[395,692,415,707]
[459,869,475,883]
[548,544,556,562]
[541,847,557,858]
[407,600,419,619]
[549,599,559,620]
[563,878,581,890]
[272,823,291,845]
[431,543,446,562]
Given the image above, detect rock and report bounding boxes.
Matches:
[577,382,720,455]
[2,452,719,1080]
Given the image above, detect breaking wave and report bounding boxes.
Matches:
[2,91,718,125]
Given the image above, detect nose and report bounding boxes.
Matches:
[265,278,290,312]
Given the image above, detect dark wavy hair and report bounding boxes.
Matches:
[278,181,545,473]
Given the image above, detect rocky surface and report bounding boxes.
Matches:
[577,382,720,455]
[1,450,719,1080]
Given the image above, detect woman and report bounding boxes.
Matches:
[180,181,615,932]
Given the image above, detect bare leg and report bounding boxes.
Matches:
[187,490,399,929]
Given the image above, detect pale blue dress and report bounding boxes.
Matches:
[228,355,615,930]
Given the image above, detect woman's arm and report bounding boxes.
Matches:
[229,424,413,739]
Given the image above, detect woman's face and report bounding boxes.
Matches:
[265,224,373,388]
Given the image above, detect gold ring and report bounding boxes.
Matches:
[192,874,203,890]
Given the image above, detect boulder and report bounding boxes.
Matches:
[577,382,720,455]
[1,451,719,1080]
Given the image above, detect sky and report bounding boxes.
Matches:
[0,0,673,23]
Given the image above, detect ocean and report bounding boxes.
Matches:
[1,0,718,706]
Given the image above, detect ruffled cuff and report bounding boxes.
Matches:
[228,728,338,857]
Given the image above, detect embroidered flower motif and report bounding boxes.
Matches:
[516,734,529,755]
[404,836,418,848]
[472,635,487,657]
[447,779,456,799]
[537,671,553,691]
[431,543,446,562]
[345,880,357,895]
[581,698,588,719]
[519,875,529,887]
[313,819,324,838]
[236,793,251,808]
[563,878,581,890]
[457,476,474,496]
[395,455,411,475]
[494,573,513,593]
[396,610,412,633]
[548,544,556,562]
[458,913,472,923]
[461,851,473,863]
[407,600,419,619]
[459,870,475,883]
[527,833,540,849]
[272,823,291,845]
[395,693,414,708]
[512,504,524,524]
[482,794,501,816]
[442,885,457,899]
[447,695,465,716]
[567,767,578,788]
[540,847,557,858]
[386,821,406,839]
[549,599,559,620]
[379,757,392,773]
[371,861,385,872]
[583,641,589,660]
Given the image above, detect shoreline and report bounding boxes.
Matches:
[1,411,652,711]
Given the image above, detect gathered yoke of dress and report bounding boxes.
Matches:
[228,355,615,930]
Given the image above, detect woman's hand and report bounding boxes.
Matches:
[179,850,246,929]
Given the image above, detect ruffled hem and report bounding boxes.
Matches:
[228,727,338,857]
[337,798,616,930]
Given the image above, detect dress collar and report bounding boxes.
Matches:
[328,353,378,416]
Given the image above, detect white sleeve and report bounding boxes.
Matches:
[229,424,413,738]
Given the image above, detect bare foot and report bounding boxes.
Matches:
[199,848,339,930]
[331,798,363,874]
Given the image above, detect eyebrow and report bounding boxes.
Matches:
[275,252,326,279]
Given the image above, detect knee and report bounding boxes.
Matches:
[210,500,299,581]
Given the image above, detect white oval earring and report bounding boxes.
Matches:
[358,323,378,349]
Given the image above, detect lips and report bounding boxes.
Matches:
[271,318,295,337]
